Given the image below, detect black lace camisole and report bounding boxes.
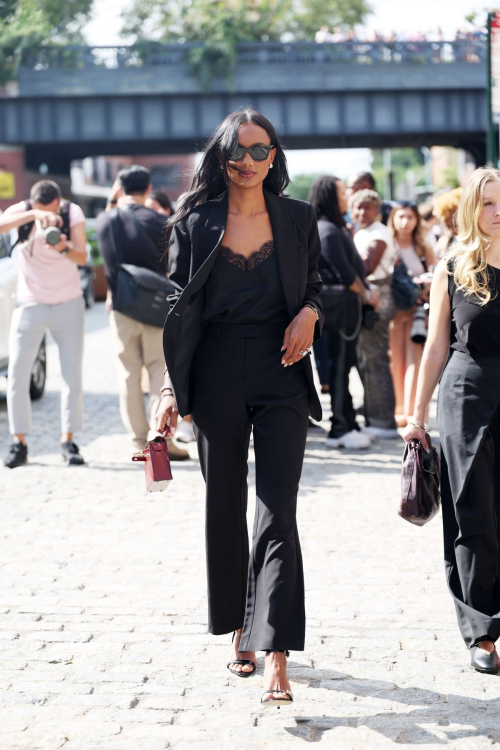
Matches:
[202,240,289,325]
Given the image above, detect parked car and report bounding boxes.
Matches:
[0,228,46,400]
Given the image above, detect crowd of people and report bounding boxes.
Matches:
[315,26,486,45]
[3,106,500,697]
[0,163,465,469]
[308,169,461,450]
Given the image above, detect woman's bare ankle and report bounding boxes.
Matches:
[477,640,495,653]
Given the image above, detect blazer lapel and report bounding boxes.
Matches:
[178,191,228,305]
[195,191,228,275]
[264,190,299,319]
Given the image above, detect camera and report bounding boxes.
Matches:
[411,303,428,345]
[44,226,62,245]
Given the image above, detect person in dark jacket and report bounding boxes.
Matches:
[96,165,189,460]
[308,176,379,449]
[155,109,323,708]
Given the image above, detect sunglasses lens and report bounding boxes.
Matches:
[250,146,269,161]
[229,146,245,161]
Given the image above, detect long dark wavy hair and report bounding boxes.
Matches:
[308,175,346,229]
[165,108,290,245]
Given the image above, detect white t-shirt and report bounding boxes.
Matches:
[396,244,425,277]
[354,221,395,281]
[5,201,85,305]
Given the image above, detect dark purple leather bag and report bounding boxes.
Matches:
[399,435,441,526]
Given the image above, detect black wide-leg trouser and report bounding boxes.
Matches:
[442,408,500,647]
[191,322,310,653]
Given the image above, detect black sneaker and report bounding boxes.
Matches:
[4,442,28,469]
[61,441,85,466]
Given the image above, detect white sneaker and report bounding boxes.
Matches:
[358,425,374,441]
[175,419,195,443]
[368,427,400,440]
[325,430,371,449]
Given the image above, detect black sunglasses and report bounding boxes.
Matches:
[397,200,417,209]
[228,144,274,162]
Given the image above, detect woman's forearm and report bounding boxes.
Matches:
[412,347,448,424]
[349,276,369,297]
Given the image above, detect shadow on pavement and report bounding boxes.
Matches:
[284,670,500,744]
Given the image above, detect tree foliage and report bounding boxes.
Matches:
[122,0,371,89]
[0,0,93,82]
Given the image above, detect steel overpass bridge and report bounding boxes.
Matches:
[0,39,488,173]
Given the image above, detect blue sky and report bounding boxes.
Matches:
[84,0,489,177]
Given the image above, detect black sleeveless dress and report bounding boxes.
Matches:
[438,265,500,648]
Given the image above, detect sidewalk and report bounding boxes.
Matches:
[0,303,497,750]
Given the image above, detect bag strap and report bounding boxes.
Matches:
[11,200,34,251]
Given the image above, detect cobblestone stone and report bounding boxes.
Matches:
[0,302,497,748]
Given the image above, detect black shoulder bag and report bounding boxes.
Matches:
[110,206,174,328]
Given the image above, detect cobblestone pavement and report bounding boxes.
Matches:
[0,303,498,750]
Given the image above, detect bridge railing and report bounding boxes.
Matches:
[20,39,487,71]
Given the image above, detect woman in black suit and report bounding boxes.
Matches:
[156,109,323,707]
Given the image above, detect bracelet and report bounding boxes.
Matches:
[107,199,118,205]
[408,421,426,431]
[303,304,319,321]
[160,385,174,397]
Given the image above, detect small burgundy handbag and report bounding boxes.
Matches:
[399,434,441,526]
[132,436,173,493]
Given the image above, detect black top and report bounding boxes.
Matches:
[449,264,500,358]
[96,203,166,296]
[317,218,367,286]
[202,240,289,325]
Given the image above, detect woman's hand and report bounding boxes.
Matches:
[155,394,179,437]
[281,307,316,366]
[365,285,381,310]
[402,423,429,452]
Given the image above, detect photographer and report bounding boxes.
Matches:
[1,180,87,469]
[387,202,435,428]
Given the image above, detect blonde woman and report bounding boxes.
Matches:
[388,202,436,427]
[403,167,500,674]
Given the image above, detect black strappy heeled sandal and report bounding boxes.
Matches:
[261,650,294,708]
[227,631,257,678]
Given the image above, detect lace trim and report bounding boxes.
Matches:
[219,240,275,271]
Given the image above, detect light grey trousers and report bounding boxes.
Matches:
[7,296,85,435]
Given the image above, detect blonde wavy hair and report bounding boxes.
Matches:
[447,167,500,305]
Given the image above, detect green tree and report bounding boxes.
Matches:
[287,173,324,201]
[0,0,93,82]
[122,0,371,89]
[370,148,426,199]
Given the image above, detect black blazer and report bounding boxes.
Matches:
[163,189,324,420]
